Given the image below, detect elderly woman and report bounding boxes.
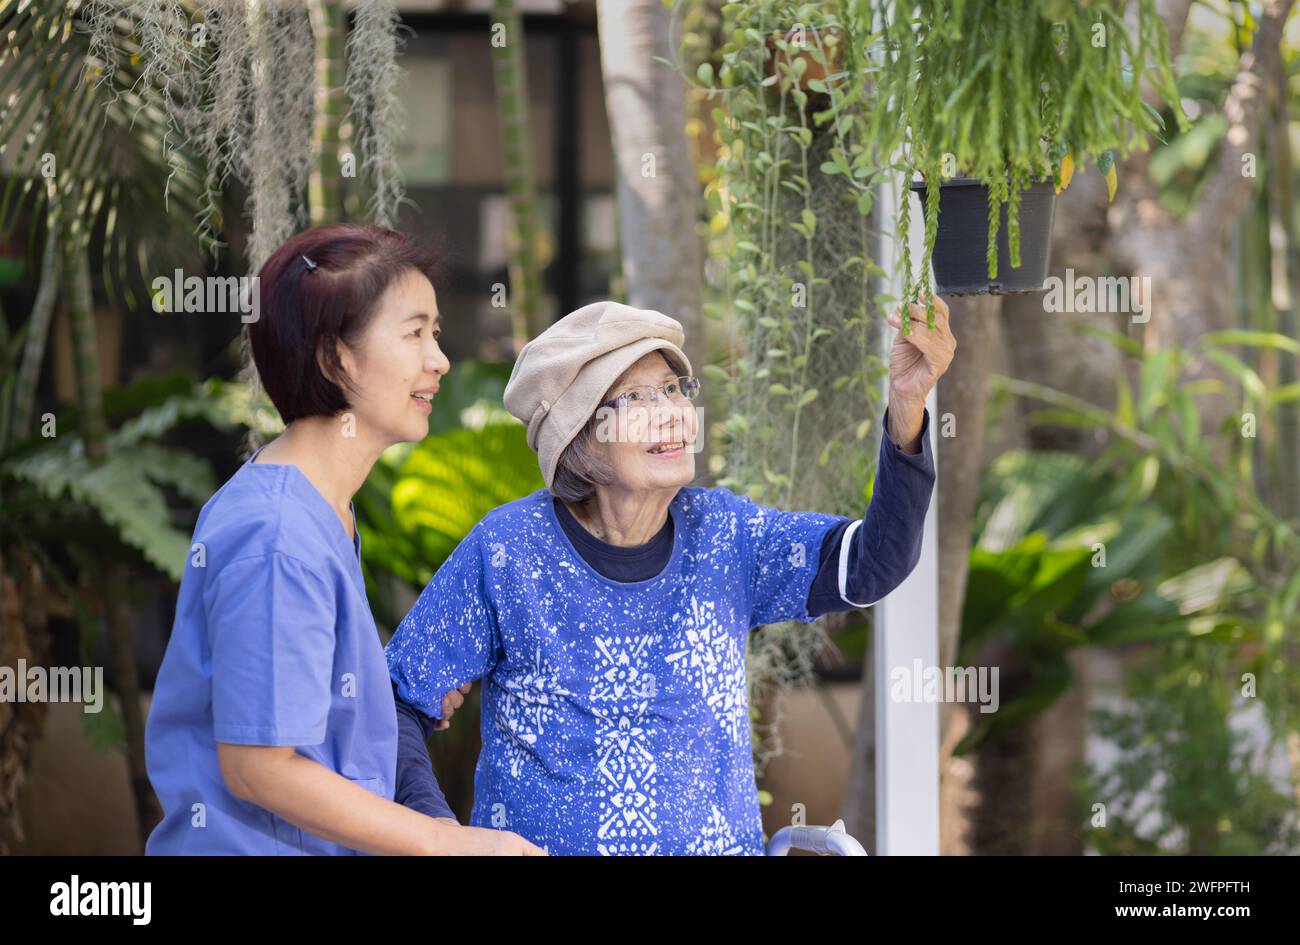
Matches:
[386,295,954,855]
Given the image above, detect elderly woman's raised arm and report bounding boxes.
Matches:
[806,403,936,616]
[737,403,936,629]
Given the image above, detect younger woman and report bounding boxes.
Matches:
[144,224,543,855]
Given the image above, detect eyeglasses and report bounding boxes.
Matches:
[599,375,701,411]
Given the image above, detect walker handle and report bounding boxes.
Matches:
[765,819,868,856]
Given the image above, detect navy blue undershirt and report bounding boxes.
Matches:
[552,491,676,580]
[393,406,936,822]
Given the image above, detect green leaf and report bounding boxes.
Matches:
[1202,330,1300,355]
[1203,348,1266,401]
[1138,348,1173,421]
[1115,376,1135,427]
[361,424,544,586]
[1269,382,1300,405]
[4,444,199,581]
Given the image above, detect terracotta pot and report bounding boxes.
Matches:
[765,25,844,93]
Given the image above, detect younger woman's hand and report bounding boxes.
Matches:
[427,821,547,855]
[436,681,475,730]
[477,827,548,856]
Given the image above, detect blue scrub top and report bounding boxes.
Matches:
[145,450,398,855]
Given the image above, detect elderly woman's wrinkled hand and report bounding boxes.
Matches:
[886,292,957,407]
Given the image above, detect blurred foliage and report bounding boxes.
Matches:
[359,427,542,587]
[2,368,230,585]
[1080,644,1300,855]
[0,0,212,308]
[958,447,1254,755]
[1,359,232,751]
[702,0,887,515]
[348,360,543,633]
[985,326,1300,852]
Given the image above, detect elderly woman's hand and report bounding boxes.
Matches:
[885,292,956,451]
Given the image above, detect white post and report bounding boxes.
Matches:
[873,172,941,856]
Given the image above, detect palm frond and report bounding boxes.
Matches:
[0,0,214,309]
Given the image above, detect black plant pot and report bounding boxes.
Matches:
[909,177,1056,295]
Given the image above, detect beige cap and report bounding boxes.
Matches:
[503,300,693,490]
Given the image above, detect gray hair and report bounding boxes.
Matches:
[550,414,616,503]
[550,349,689,504]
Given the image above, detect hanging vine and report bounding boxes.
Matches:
[674,0,892,766]
[862,0,1189,326]
[75,0,410,446]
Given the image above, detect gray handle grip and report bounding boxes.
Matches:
[765,818,868,856]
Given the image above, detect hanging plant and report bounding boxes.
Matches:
[906,174,1060,295]
[75,0,408,271]
[700,0,888,513]
[863,0,1188,315]
[675,0,890,766]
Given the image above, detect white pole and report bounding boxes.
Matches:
[873,171,941,856]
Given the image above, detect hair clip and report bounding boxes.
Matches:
[301,254,318,271]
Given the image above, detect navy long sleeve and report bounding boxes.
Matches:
[393,680,456,820]
[390,405,935,818]
[806,404,936,616]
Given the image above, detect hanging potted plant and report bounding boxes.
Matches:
[907,145,1111,296]
[909,171,1059,295]
[866,0,1188,305]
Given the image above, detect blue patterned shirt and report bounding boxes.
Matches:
[387,482,856,855]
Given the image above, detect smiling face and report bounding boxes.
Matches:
[589,351,699,494]
[334,268,449,447]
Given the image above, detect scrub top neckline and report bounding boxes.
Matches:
[542,488,684,590]
[247,445,361,561]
